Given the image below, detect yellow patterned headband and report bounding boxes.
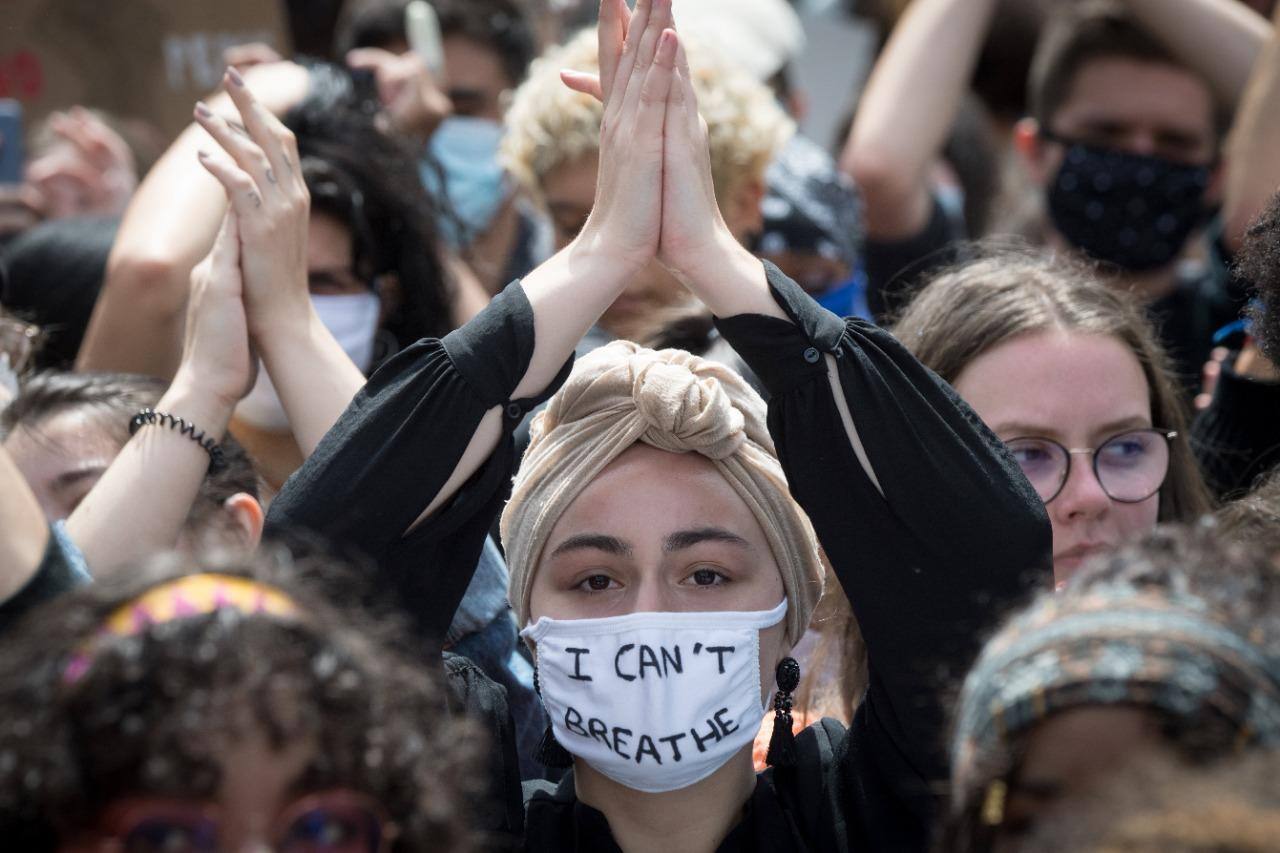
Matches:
[63,573,301,684]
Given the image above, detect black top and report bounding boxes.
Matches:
[266,265,1051,851]
[1148,263,1248,393]
[1191,353,1280,499]
[266,283,573,840]
[862,196,963,324]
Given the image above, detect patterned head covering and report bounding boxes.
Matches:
[755,136,863,273]
[62,573,300,684]
[951,573,1280,805]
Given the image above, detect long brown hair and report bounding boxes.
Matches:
[891,244,1212,522]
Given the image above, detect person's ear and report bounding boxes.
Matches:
[786,91,808,124]
[373,274,403,324]
[221,492,264,551]
[1203,158,1226,209]
[1014,117,1054,187]
[726,178,767,244]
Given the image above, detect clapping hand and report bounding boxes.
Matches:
[177,212,255,412]
[193,69,312,341]
[566,0,679,277]
[561,0,742,283]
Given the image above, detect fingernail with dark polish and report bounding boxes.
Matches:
[227,67,245,87]
[195,102,213,119]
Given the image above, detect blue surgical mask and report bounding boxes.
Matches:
[422,116,509,246]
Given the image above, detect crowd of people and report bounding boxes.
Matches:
[1,0,1279,849]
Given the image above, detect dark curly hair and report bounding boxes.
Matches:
[0,546,484,851]
[0,371,258,532]
[1236,189,1280,366]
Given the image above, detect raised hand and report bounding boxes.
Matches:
[192,69,311,340]
[178,212,254,412]
[652,38,733,285]
[560,3,774,318]
[572,0,678,276]
[347,47,452,142]
[25,107,138,219]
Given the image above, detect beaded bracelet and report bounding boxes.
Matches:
[129,408,225,473]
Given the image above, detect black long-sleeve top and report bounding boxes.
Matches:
[266,265,1051,851]
[1191,353,1280,500]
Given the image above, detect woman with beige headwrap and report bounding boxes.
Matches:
[267,1,1051,850]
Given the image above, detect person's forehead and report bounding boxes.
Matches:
[552,445,768,542]
[3,408,119,505]
[542,154,599,210]
[1053,56,1217,139]
[953,330,1151,440]
[306,211,355,271]
[4,408,120,463]
[442,34,510,91]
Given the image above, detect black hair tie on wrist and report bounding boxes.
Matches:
[129,408,225,473]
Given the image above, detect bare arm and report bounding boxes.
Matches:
[839,0,998,240]
[0,446,49,602]
[444,248,493,326]
[1223,4,1280,252]
[75,63,311,377]
[1123,0,1270,109]
[68,214,253,574]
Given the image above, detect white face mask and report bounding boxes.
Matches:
[521,600,787,793]
[235,292,381,432]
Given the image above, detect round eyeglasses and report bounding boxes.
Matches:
[1004,429,1176,505]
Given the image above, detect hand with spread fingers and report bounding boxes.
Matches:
[572,0,679,278]
[192,69,312,340]
[25,107,138,219]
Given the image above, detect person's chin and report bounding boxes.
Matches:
[1053,544,1111,587]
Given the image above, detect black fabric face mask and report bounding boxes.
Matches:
[1044,136,1213,273]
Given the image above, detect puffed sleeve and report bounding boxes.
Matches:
[265,281,573,644]
[716,263,1050,837]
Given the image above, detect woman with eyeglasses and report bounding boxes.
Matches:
[892,244,1213,585]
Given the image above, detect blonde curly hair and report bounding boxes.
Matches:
[501,27,794,207]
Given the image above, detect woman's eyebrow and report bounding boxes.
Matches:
[549,533,633,558]
[663,527,751,552]
[51,464,107,495]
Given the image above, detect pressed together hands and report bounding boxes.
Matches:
[175,0,778,436]
[560,0,780,319]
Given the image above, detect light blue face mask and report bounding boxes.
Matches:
[422,116,509,247]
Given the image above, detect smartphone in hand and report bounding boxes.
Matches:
[0,101,24,186]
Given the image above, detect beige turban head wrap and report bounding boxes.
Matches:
[501,341,824,645]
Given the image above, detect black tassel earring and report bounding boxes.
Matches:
[765,657,801,768]
[532,669,573,768]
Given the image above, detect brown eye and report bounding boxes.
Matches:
[577,574,616,593]
[689,568,727,587]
